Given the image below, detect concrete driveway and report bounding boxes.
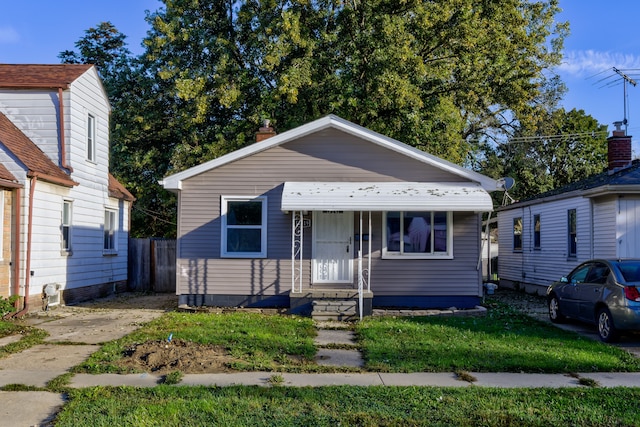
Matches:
[0,292,178,426]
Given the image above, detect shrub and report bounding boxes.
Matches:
[0,296,19,317]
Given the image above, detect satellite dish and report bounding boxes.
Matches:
[497,177,515,191]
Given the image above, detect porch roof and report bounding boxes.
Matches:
[281,182,493,212]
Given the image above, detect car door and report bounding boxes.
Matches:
[558,263,592,318]
[578,262,610,322]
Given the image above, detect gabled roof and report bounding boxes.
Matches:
[499,160,640,210]
[0,64,93,89]
[0,112,77,187]
[161,115,498,191]
[0,162,19,187]
[108,173,135,202]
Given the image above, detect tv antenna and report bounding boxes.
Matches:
[612,67,637,134]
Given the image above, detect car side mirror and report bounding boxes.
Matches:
[560,276,568,283]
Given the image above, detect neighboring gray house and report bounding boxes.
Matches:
[161,115,497,316]
[498,124,640,295]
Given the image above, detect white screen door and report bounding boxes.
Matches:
[313,211,353,283]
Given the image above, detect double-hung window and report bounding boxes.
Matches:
[513,217,523,251]
[62,200,72,251]
[221,196,267,258]
[568,209,577,257]
[103,209,117,252]
[87,114,96,162]
[533,214,541,250]
[384,211,452,258]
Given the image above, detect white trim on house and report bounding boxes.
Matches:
[161,115,499,192]
[281,181,493,212]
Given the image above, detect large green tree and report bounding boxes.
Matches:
[144,0,568,169]
[62,1,571,237]
[60,22,177,237]
[479,108,609,202]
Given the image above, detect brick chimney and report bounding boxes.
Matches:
[255,119,276,142]
[607,121,632,173]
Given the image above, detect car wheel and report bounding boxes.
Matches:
[548,295,565,323]
[597,307,619,343]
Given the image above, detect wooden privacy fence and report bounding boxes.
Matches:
[128,238,176,293]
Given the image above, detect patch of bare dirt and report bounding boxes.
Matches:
[118,339,241,374]
[72,292,179,311]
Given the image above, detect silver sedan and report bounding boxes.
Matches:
[547,259,640,342]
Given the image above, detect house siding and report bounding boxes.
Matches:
[0,68,130,306]
[593,196,617,259]
[498,196,593,293]
[617,196,640,258]
[177,128,483,304]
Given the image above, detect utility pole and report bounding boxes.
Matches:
[613,67,637,134]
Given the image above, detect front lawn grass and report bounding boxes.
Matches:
[357,306,640,373]
[54,385,640,427]
[74,304,640,375]
[74,311,319,373]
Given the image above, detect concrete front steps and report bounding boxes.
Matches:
[312,300,358,321]
[290,289,373,321]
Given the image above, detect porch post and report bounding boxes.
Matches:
[291,212,295,293]
[291,211,304,293]
[368,210,372,292]
[358,211,363,320]
[298,211,303,292]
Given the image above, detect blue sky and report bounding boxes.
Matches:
[1,1,639,145]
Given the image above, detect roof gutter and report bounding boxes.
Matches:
[10,187,21,315]
[581,185,640,198]
[27,171,77,188]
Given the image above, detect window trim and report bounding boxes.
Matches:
[568,208,577,257]
[62,200,72,252]
[382,211,453,259]
[87,113,96,162]
[513,217,523,252]
[221,195,268,258]
[533,214,541,250]
[103,208,117,253]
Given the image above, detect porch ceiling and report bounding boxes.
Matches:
[281,181,493,212]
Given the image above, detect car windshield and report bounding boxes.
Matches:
[616,262,640,282]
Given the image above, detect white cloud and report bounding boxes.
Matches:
[557,50,640,77]
[0,26,19,44]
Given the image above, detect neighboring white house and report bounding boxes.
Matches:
[497,124,640,295]
[0,64,134,313]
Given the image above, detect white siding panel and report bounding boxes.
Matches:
[498,196,593,288]
[618,197,640,258]
[593,196,617,258]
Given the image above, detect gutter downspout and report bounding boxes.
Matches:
[58,87,72,172]
[6,177,36,318]
[11,188,21,312]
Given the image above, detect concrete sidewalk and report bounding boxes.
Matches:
[69,371,640,389]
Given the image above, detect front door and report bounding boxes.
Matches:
[313,211,353,284]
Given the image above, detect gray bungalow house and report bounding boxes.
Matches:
[161,115,498,317]
[498,124,640,295]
